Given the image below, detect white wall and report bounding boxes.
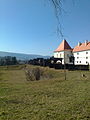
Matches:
[73,50,90,65]
[54,50,73,64]
[54,51,64,64]
[54,51,64,58]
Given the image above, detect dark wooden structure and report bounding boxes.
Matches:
[28,57,89,71]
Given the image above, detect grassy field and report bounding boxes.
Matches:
[0,65,90,120]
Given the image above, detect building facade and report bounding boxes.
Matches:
[54,39,73,64]
[73,41,90,65]
[54,40,90,65]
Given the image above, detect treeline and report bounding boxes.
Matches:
[0,56,18,66]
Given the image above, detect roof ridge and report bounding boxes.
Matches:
[55,39,72,52]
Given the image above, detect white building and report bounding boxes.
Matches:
[54,39,90,65]
[73,40,90,65]
[54,39,73,64]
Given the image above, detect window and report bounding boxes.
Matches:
[86,61,88,64]
[67,54,69,57]
[77,52,79,55]
[80,61,81,63]
[77,61,78,63]
[69,56,74,63]
[86,57,88,59]
[86,52,88,54]
[60,54,61,58]
[77,57,79,59]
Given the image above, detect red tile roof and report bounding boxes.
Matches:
[54,39,72,52]
[73,42,90,52]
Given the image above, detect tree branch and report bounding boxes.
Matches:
[49,0,64,37]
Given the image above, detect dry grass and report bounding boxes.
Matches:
[0,65,90,120]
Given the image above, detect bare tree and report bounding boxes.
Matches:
[48,0,75,36]
[43,0,75,80]
[49,0,64,37]
[49,0,66,80]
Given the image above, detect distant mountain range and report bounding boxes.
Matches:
[0,51,50,60]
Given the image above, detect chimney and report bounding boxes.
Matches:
[78,42,81,46]
[85,40,88,46]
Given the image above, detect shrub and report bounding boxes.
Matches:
[25,67,41,81]
[25,67,54,81]
[33,67,41,80]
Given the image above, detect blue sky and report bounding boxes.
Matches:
[0,0,90,56]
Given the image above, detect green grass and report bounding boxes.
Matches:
[0,65,90,120]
